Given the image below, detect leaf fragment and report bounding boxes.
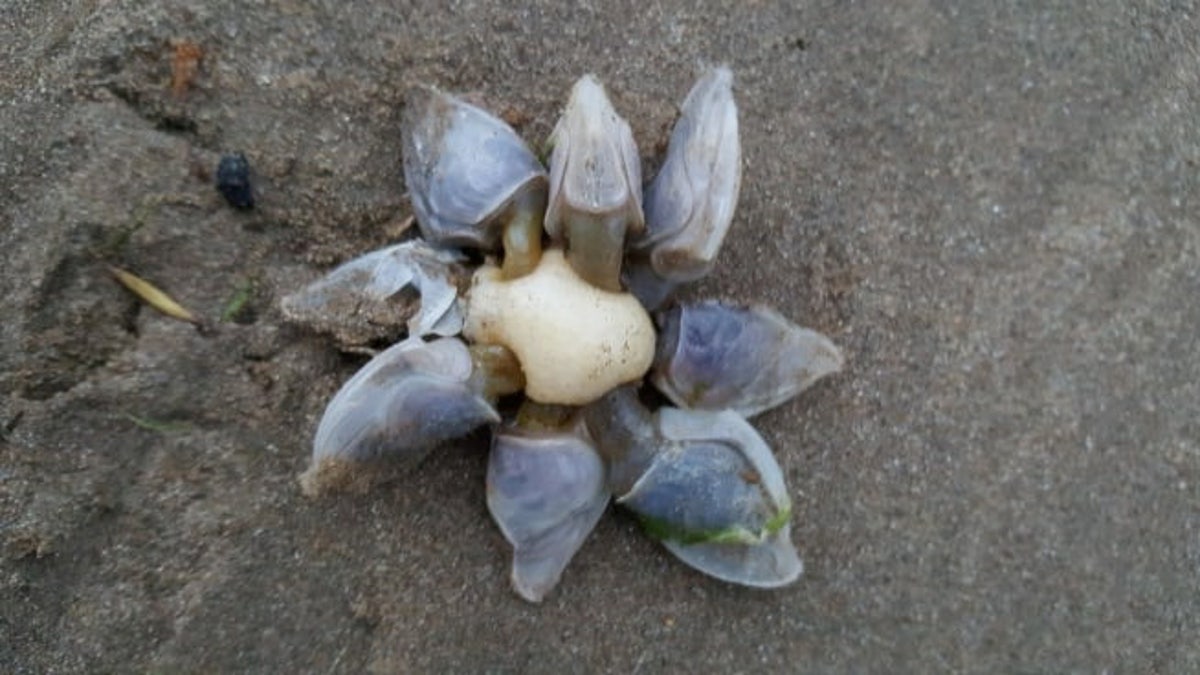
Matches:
[108,265,200,324]
[220,280,254,322]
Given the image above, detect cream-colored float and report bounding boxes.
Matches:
[464,249,654,405]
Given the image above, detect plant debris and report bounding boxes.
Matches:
[108,264,201,325]
[170,40,204,97]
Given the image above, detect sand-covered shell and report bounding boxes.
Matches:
[653,301,844,418]
[402,86,547,250]
[280,240,466,346]
[486,418,609,602]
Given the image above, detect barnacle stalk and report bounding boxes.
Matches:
[467,343,526,400]
[513,400,577,430]
[499,188,546,279]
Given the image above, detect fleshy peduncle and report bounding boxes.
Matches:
[500,188,547,280]
[564,211,628,292]
[514,400,578,432]
[582,386,659,494]
[468,343,526,400]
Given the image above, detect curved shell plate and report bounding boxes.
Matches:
[619,408,790,537]
[544,75,644,239]
[402,86,547,250]
[633,67,741,283]
[653,301,844,418]
[486,421,609,602]
[313,337,498,464]
[661,524,802,589]
[615,407,799,587]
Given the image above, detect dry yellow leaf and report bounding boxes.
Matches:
[108,265,200,324]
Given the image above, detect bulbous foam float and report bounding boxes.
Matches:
[464,249,655,406]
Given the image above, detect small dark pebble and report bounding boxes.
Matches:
[216,153,255,209]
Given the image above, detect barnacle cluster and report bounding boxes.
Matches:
[282,68,844,602]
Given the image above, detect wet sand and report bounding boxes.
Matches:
[2,1,1197,671]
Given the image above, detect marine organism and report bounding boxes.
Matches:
[283,67,843,602]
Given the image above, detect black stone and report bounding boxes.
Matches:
[216,153,255,209]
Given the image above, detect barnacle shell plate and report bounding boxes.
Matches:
[311,337,498,464]
[653,302,845,418]
[635,66,741,282]
[544,75,644,240]
[620,407,801,588]
[402,86,547,250]
[487,420,610,602]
